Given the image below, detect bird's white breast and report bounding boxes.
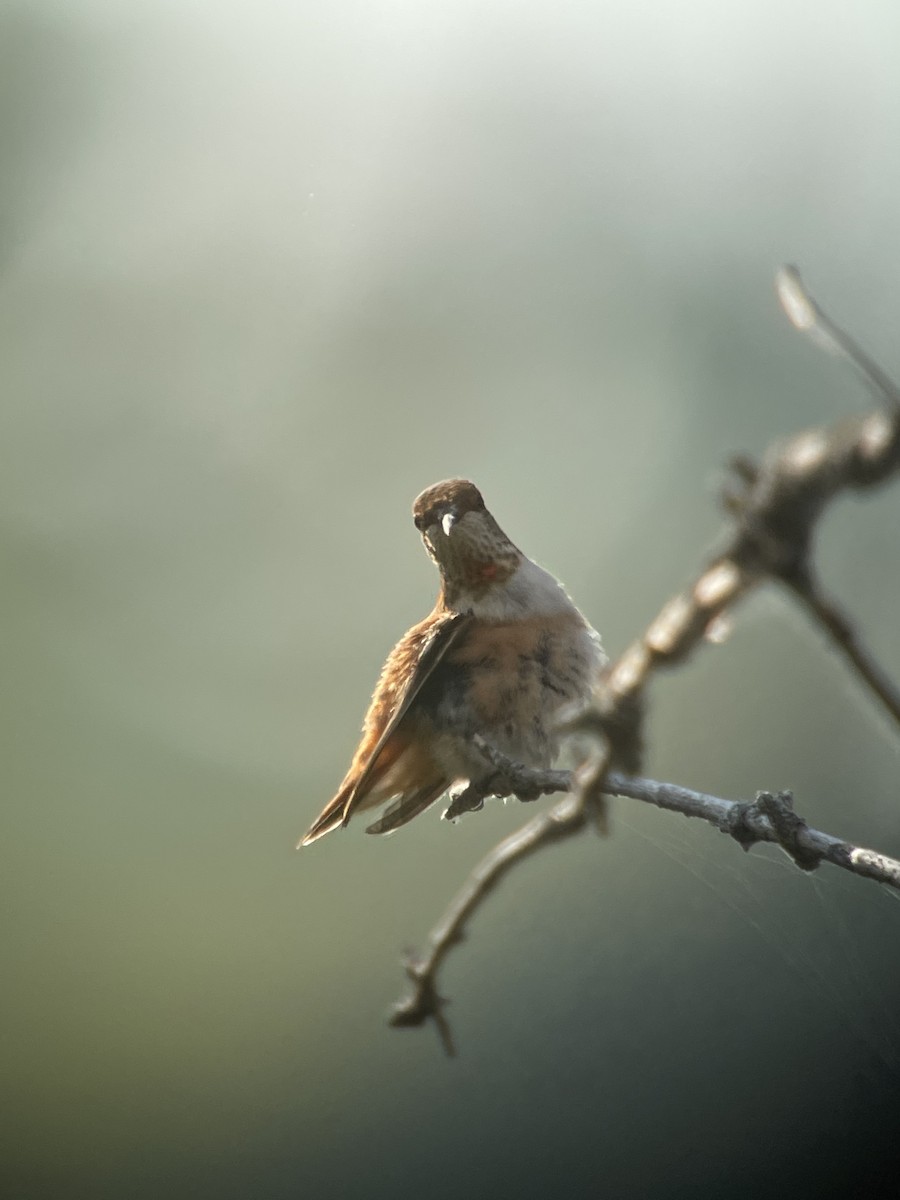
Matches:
[438,556,606,773]
[461,556,589,622]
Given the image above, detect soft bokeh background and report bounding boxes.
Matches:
[3,1,900,1196]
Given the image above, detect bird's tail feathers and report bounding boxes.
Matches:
[364,782,448,836]
[298,781,355,848]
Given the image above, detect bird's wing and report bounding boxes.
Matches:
[340,609,471,822]
[299,609,471,846]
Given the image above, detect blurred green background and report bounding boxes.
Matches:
[3,1,900,1196]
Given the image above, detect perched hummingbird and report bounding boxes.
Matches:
[299,479,606,846]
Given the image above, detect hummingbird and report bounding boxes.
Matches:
[299,478,606,846]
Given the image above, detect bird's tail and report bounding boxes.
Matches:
[299,778,449,846]
[298,781,355,848]
[363,782,448,836]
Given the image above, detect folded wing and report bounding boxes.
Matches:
[299,609,472,845]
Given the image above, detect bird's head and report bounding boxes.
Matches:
[412,478,522,606]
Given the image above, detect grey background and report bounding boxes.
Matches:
[3,1,900,1196]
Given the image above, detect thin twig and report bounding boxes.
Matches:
[779,566,900,727]
[389,791,589,1053]
[776,265,900,412]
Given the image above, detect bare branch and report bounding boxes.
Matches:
[440,742,900,894]
[388,268,900,1049]
[390,761,900,1049]
[602,775,900,890]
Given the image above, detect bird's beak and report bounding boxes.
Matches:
[441,511,457,537]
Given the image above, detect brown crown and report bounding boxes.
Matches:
[412,479,486,531]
